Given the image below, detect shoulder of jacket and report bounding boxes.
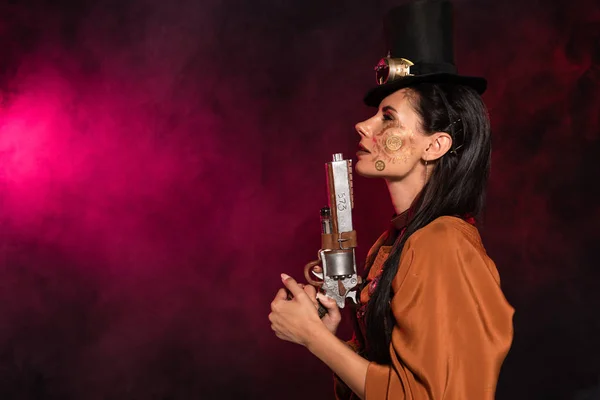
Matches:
[408,216,480,249]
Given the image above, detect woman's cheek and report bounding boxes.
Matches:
[371,136,381,157]
[377,130,414,164]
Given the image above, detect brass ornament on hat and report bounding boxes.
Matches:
[385,135,403,151]
[374,55,415,85]
[375,160,386,171]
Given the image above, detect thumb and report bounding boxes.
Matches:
[317,293,341,318]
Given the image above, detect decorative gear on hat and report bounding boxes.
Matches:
[364,0,488,107]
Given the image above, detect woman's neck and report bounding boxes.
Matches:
[385,174,426,215]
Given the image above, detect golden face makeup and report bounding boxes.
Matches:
[354,90,426,179]
[371,115,415,167]
[385,135,403,151]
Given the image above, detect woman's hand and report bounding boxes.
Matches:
[269,273,336,347]
[302,284,342,335]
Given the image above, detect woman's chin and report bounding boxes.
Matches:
[355,160,379,178]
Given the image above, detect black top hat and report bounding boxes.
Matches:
[363,0,487,107]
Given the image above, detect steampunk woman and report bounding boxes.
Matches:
[269,1,514,398]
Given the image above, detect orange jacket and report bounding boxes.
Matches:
[335,216,514,400]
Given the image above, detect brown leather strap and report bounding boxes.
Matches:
[321,230,358,250]
[320,234,335,250]
[339,230,358,248]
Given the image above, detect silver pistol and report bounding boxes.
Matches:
[304,153,360,316]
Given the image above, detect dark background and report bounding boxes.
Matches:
[1,0,599,399]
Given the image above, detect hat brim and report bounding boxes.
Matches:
[363,73,487,107]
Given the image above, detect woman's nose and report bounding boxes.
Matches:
[355,121,370,138]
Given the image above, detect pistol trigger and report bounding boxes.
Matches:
[346,291,358,304]
[311,270,324,280]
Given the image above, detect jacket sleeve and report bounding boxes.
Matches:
[365,219,514,400]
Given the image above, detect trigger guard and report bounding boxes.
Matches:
[304,259,323,287]
[311,270,324,280]
[346,291,358,304]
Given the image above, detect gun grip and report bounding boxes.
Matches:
[317,300,328,319]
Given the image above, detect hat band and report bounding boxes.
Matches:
[375,57,457,85]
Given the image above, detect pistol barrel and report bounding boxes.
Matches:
[326,153,353,235]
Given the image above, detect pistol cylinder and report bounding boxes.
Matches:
[323,250,355,278]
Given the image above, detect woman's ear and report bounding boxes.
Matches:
[422,132,453,161]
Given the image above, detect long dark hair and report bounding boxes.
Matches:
[362,82,492,364]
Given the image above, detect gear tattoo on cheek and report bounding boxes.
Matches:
[385,135,403,151]
[370,121,416,171]
[374,128,414,164]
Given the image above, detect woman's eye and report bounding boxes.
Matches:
[382,114,393,121]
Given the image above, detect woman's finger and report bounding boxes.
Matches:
[271,288,289,310]
[281,273,306,299]
[317,293,342,321]
[302,285,318,307]
[274,288,288,301]
[303,284,317,297]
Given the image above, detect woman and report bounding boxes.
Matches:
[269,1,514,399]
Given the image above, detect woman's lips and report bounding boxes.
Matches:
[357,143,371,155]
